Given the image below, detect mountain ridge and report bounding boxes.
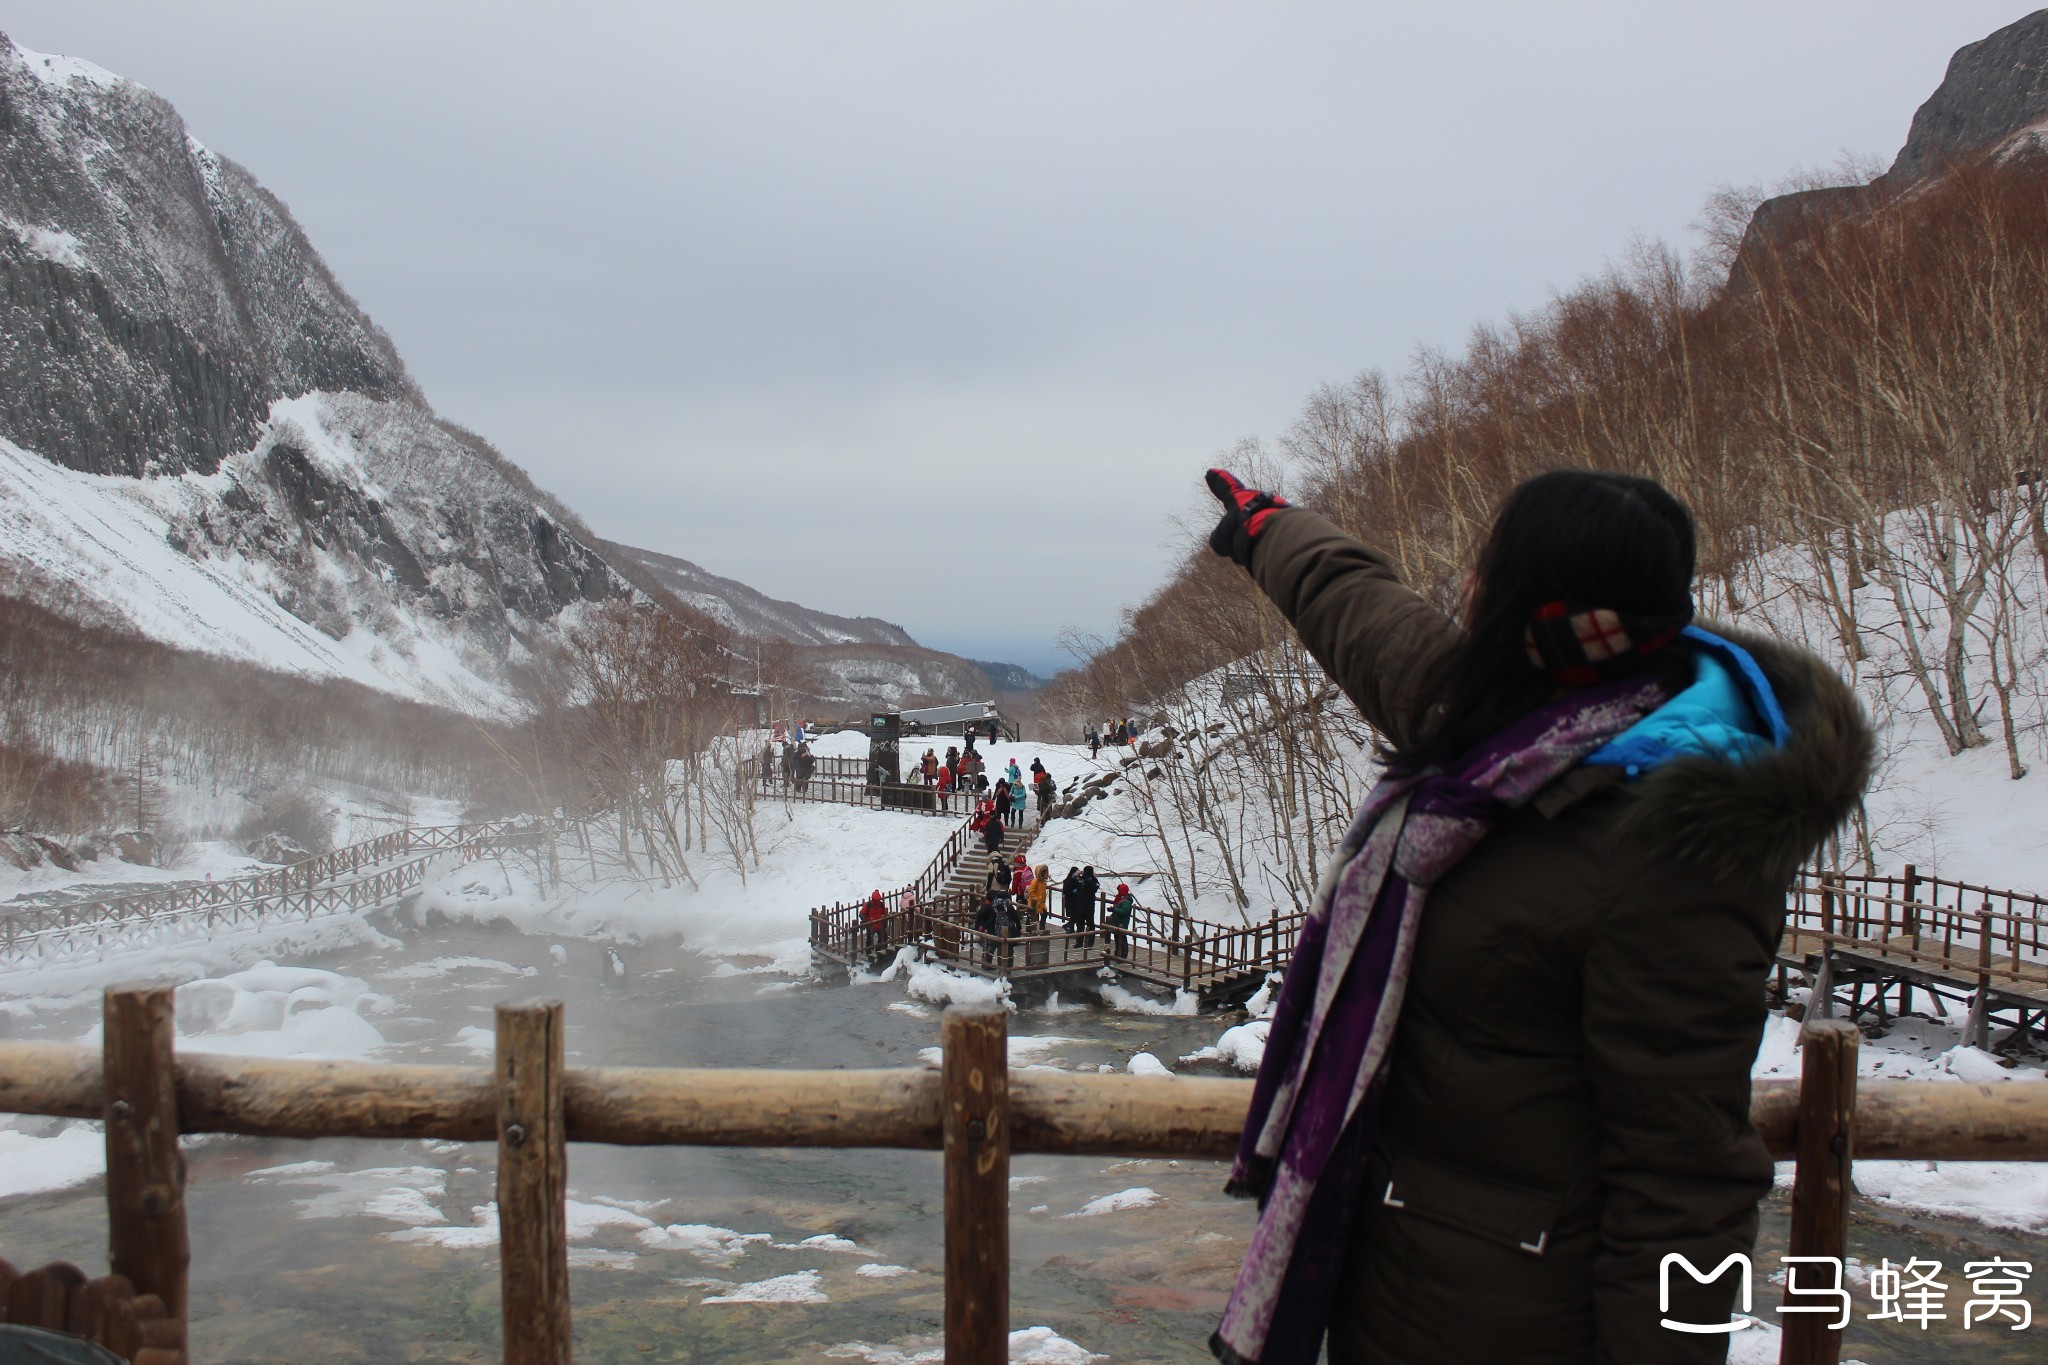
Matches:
[1730,9,2048,289]
[0,31,937,715]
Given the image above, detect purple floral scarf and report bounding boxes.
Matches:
[1212,674,1669,1365]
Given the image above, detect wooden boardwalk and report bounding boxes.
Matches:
[0,821,552,969]
[812,885,1299,1005]
[1777,867,2048,1045]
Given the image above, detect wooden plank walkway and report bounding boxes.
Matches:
[813,887,1299,1005]
[0,821,553,969]
[1777,868,2048,1043]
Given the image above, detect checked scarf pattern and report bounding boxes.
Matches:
[1211,673,1670,1365]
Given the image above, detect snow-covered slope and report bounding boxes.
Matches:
[0,393,626,708]
[0,30,982,719]
[0,33,640,709]
[799,645,999,712]
[0,33,411,477]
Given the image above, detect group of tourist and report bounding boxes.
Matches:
[952,754,1058,829]
[912,742,983,797]
[758,739,816,792]
[971,860,1136,963]
[1084,718,1139,758]
[858,885,915,952]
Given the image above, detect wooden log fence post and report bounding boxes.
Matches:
[1967,905,1994,1051]
[497,1000,570,1365]
[943,1002,1009,1365]
[103,986,189,1322]
[1779,1018,1859,1365]
[1806,936,1837,1022]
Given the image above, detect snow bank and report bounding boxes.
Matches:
[1852,1160,2048,1232]
[1097,983,1197,1016]
[166,963,390,1059]
[0,1122,103,1198]
[1007,1329,1107,1365]
[902,958,1012,1009]
[565,1199,654,1240]
[412,803,957,966]
[1753,1009,2048,1231]
[0,915,399,1005]
[1180,1019,1268,1072]
[276,1164,443,1224]
[1008,1036,1081,1065]
[635,1223,772,1264]
[1126,1052,1173,1077]
[388,1205,498,1249]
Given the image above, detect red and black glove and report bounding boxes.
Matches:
[1205,468,1289,568]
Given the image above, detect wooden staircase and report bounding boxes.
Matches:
[939,820,1044,902]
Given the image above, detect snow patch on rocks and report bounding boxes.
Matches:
[1064,1187,1162,1217]
[699,1269,827,1304]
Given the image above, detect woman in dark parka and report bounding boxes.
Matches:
[1204,469,1872,1365]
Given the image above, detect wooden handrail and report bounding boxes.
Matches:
[0,820,564,968]
[6,1039,2048,1161]
[0,1041,1245,1156]
[11,996,2048,1365]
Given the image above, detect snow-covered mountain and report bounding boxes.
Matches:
[0,33,633,709]
[0,33,926,714]
[617,544,917,649]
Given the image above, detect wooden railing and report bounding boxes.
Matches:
[1786,866,2048,981]
[1,994,2043,1364]
[811,887,1303,994]
[1783,864,2048,1046]
[758,774,980,816]
[0,821,535,968]
[807,818,976,948]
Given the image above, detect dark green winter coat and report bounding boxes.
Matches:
[1247,509,1872,1365]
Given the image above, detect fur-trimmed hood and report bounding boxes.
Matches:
[1617,622,1874,886]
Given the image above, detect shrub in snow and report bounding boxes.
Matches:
[234,786,333,857]
[245,830,311,865]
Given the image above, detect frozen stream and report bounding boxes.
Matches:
[1,915,1257,1363]
[5,911,2048,1361]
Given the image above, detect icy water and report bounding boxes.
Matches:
[3,919,1248,1363]
[4,918,2046,1362]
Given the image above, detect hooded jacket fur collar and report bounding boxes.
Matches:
[1612,622,1873,886]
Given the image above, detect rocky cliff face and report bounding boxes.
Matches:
[1730,10,2048,289]
[1887,10,2048,184]
[0,35,634,708]
[0,36,411,477]
[0,32,958,716]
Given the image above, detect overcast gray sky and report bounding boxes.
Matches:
[7,3,2039,675]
